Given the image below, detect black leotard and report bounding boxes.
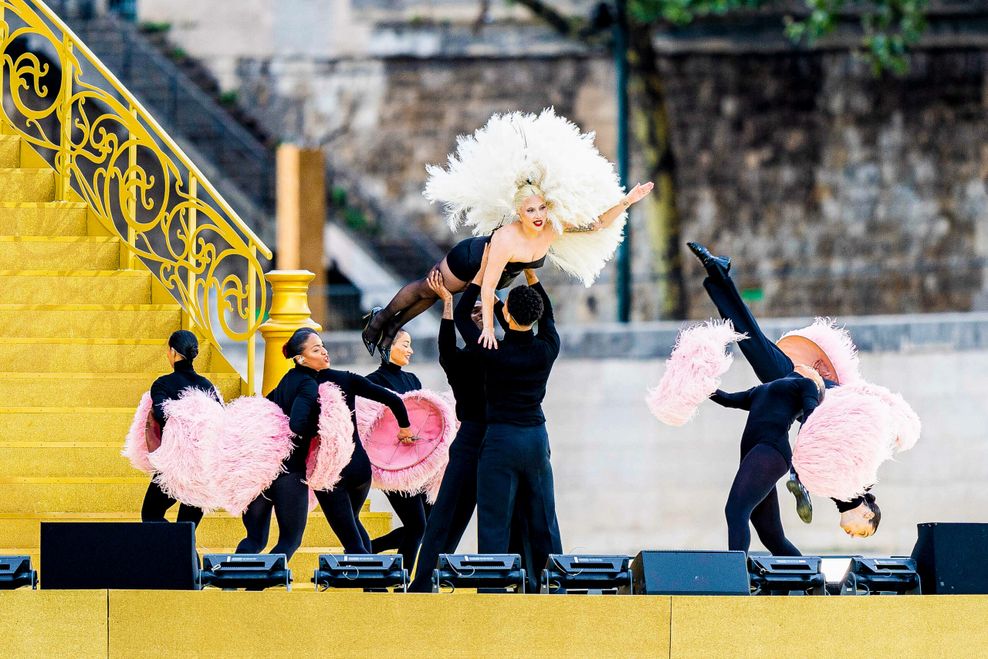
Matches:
[445,235,547,289]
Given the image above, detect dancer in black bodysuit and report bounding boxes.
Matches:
[363,330,431,569]
[314,365,413,555]
[237,328,327,560]
[142,330,219,528]
[711,368,824,554]
[687,242,881,537]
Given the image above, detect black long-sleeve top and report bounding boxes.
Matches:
[454,282,560,426]
[710,372,821,464]
[267,363,322,472]
[317,369,411,441]
[149,359,220,428]
[365,362,422,395]
[438,300,508,424]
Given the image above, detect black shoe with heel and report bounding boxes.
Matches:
[786,470,813,524]
[361,307,383,356]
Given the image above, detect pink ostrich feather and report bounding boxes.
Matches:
[122,392,157,474]
[151,389,224,511]
[646,320,747,426]
[792,387,896,501]
[781,318,862,385]
[359,389,455,496]
[843,382,922,453]
[211,395,295,515]
[305,382,356,492]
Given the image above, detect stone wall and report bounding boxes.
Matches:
[134,2,988,322]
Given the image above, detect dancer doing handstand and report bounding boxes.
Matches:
[711,366,825,554]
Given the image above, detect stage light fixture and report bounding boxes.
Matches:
[199,554,291,591]
[0,556,37,590]
[841,557,921,595]
[747,555,826,595]
[541,554,632,594]
[312,554,407,591]
[432,554,526,593]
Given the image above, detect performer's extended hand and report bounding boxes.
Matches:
[623,181,654,207]
[397,426,415,445]
[479,326,498,350]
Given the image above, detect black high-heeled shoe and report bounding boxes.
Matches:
[686,241,731,274]
[361,307,383,356]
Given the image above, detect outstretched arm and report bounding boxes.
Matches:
[350,373,411,429]
[564,182,654,233]
[428,271,457,367]
[454,281,483,347]
[527,270,560,354]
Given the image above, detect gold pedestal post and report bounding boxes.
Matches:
[276,145,327,326]
[259,270,322,396]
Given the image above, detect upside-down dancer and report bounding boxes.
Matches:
[688,242,881,537]
[710,366,825,554]
[141,330,219,528]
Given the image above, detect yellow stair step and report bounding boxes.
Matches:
[0,338,222,373]
[0,236,120,269]
[0,510,390,550]
[0,136,20,168]
[0,407,135,442]
[0,445,144,478]
[0,202,88,236]
[0,304,181,338]
[0,270,151,304]
[0,372,243,407]
[0,168,55,202]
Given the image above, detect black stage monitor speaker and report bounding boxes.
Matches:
[911,522,988,594]
[629,550,750,595]
[40,522,199,590]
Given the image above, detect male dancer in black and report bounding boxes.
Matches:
[687,242,880,537]
[455,258,562,589]
[408,272,531,592]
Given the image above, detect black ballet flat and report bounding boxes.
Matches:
[361,307,383,356]
[786,471,813,524]
[686,241,731,274]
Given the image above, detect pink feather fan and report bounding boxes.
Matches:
[305,382,356,492]
[152,389,224,511]
[357,389,456,496]
[646,319,747,426]
[792,386,897,501]
[122,392,158,474]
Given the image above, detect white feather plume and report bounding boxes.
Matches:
[424,108,626,286]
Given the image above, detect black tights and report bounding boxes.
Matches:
[315,479,373,554]
[362,278,436,350]
[141,479,204,527]
[236,471,310,560]
[725,444,801,556]
[371,492,431,570]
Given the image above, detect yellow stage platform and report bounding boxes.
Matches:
[1,590,987,658]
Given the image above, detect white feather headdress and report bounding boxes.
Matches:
[424,108,626,286]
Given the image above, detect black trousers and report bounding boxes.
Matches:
[236,471,309,560]
[141,479,204,527]
[314,442,373,554]
[477,422,562,590]
[726,444,801,556]
[409,421,533,592]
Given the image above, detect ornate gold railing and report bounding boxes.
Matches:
[0,0,271,393]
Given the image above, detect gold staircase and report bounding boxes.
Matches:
[0,1,388,582]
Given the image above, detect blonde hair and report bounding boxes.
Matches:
[513,183,546,210]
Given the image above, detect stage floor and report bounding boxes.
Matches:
[2,590,987,657]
